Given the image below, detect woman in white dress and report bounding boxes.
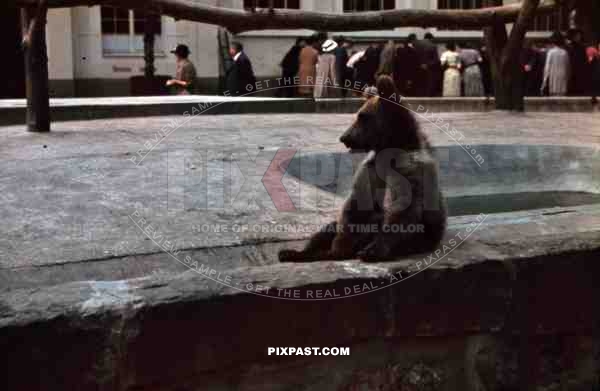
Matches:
[440,43,462,97]
[541,33,570,96]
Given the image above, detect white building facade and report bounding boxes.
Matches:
[41,0,564,97]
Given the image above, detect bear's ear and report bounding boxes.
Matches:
[376,75,400,110]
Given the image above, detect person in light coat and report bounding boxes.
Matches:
[314,39,340,98]
[541,32,570,96]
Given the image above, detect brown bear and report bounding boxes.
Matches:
[279,75,447,262]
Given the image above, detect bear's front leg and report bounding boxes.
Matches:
[329,234,360,260]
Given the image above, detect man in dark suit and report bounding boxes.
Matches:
[520,41,543,96]
[416,32,442,97]
[225,42,256,96]
[334,37,352,97]
[394,34,420,96]
[566,29,587,96]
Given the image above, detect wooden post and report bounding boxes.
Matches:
[143,11,156,79]
[217,27,233,94]
[21,1,50,132]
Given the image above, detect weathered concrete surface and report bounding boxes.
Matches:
[0,112,600,390]
[0,113,599,289]
[0,96,599,125]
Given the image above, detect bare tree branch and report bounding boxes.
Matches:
[10,0,559,33]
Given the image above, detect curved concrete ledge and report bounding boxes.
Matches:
[0,96,598,126]
[1,206,599,390]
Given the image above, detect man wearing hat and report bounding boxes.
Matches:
[314,39,340,98]
[166,44,197,95]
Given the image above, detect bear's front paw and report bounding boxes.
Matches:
[358,240,391,262]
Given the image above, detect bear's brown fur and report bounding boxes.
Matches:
[279,75,447,262]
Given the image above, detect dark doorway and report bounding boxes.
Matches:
[0,5,25,98]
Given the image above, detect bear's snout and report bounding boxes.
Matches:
[340,128,357,150]
[340,133,351,147]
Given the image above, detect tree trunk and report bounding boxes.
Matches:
[493,65,525,111]
[217,27,233,94]
[484,0,540,111]
[143,12,156,79]
[21,3,50,132]
[485,21,525,111]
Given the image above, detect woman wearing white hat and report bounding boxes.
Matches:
[314,39,340,98]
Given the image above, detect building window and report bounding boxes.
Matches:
[438,0,483,9]
[242,0,300,9]
[531,6,569,32]
[343,0,395,12]
[100,6,162,56]
[437,0,483,29]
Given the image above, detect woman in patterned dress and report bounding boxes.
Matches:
[459,44,484,96]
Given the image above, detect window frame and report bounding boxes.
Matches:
[100,6,164,58]
[242,0,301,10]
[437,0,483,10]
[342,0,395,13]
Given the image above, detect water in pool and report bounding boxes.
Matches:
[447,191,600,216]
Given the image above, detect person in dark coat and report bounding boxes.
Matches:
[278,37,305,97]
[354,43,381,90]
[587,46,600,99]
[225,41,256,96]
[479,44,493,97]
[393,34,420,96]
[566,29,588,96]
[333,37,352,96]
[417,32,442,96]
[521,40,544,96]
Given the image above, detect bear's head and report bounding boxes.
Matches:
[340,75,421,153]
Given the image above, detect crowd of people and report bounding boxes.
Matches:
[166,30,600,99]
[524,30,600,97]
[277,30,600,99]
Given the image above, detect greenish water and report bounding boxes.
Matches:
[448,191,600,216]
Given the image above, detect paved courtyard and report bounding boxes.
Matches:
[0,112,599,291]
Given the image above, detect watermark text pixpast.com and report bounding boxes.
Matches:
[268,347,350,356]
